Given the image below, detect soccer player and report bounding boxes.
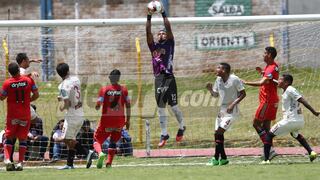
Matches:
[56,62,84,170]
[0,62,39,171]
[206,63,246,166]
[88,69,130,169]
[146,2,185,147]
[16,53,42,77]
[262,74,319,164]
[242,47,279,158]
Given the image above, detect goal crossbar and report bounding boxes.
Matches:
[1,14,320,27]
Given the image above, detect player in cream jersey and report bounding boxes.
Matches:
[262,74,320,164]
[56,63,84,170]
[206,63,246,166]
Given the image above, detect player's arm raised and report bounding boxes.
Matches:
[298,97,320,116]
[161,7,174,40]
[146,9,154,47]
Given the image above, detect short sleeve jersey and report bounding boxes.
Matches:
[0,75,38,120]
[282,86,303,118]
[58,76,83,115]
[97,84,130,125]
[148,39,174,76]
[259,62,279,103]
[213,74,245,106]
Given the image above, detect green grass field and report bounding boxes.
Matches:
[0,156,319,180]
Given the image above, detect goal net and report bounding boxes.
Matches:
[1,16,320,164]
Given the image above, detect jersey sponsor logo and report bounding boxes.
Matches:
[10,81,27,88]
[107,90,121,96]
[157,86,169,93]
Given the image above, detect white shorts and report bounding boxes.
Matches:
[270,116,304,137]
[215,106,239,131]
[62,115,84,140]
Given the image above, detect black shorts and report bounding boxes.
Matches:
[154,74,178,108]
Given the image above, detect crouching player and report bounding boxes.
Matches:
[88,69,131,168]
[262,74,319,164]
[206,63,246,166]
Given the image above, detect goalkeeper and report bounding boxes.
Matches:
[146,1,185,148]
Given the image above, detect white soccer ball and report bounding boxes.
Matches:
[147,1,162,14]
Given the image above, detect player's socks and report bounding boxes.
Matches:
[158,107,168,136]
[171,105,185,129]
[257,128,268,144]
[295,134,312,154]
[93,142,102,154]
[18,141,27,162]
[67,149,76,167]
[106,148,116,166]
[214,133,224,160]
[4,139,13,160]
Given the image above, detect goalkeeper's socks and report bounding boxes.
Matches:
[296,134,312,154]
[106,148,116,165]
[67,149,76,166]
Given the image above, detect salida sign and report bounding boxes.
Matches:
[195,0,252,17]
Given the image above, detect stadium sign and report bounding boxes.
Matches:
[196,32,255,50]
[195,0,252,16]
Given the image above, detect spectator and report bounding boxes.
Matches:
[51,119,68,161]
[76,119,94,159]
[25,104,49,161]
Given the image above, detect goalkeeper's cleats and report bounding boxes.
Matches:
[58,165,74,170]
[206,157,219,166]
[309,151,317,162]
[4,159,15,171]
[219,159,229,166]
[86,150,95,169]
[176,126,186,142]
[16,162,23,171]
[260,160,270,165]
[97,152,106,169]
[158,134,169,148]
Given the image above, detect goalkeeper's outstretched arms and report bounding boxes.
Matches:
[146,9,154,47]
[161,6,174,40]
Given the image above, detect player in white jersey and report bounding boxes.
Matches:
[16,53,42,77]
[262,74,320,164]
[56,62,84,169]
[206,63,246,166]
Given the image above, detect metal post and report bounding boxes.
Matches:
[145,119,151,157]
[75,0,79,75]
